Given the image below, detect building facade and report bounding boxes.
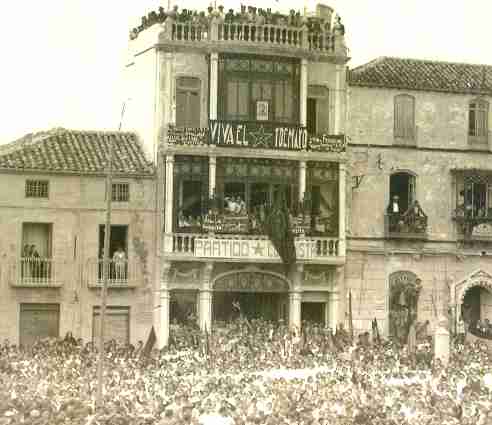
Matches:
[347,57,492,336]
[124,3,350,346]
[0,129,157,346]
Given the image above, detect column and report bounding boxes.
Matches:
[338,162,346,257]
[289,264,303,330]
[199,263,214,332]
[162,52,173,127]
[334,64,343,134]
[300,58,308,127]
[330,292,340,330]
[299,161,306,204]
[158,261,172,348]
[209,53,219,121]
[209,156,217,198]
[163,154,174,253]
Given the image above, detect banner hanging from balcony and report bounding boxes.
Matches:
[194,238,317,260]
[167,121,346,153]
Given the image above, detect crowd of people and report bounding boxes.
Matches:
[1,319,492,424]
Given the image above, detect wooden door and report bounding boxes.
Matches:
[19,303,60,348]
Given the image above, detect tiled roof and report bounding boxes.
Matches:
[348,56,492,95]
[0,128,155,175]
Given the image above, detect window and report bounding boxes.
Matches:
[307,98,317,134]
[112,183,129,202]
[388,172,415,214]
[394,94,415,141]
[25,180,49,198]
[456,174,492,219]
[175,77,201,128]
[99,225,128,259]
[219,55,300,123]
[22,223,52,258]
[468,98,489,141]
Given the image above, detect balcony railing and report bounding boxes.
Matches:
[130,7,347,56]
[453,208,492,240]
[170,233,340,261]
[85,259,141,288]
[8,258,63,287]
[385,201,428,239]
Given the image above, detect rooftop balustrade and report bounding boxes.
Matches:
[129,5,347,56]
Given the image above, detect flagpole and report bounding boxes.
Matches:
[96,102,127,409]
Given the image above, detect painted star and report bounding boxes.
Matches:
[252,241,265,256]
[249,125,273,148]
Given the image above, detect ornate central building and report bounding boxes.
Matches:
[124,3,350,345]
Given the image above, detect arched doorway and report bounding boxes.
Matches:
[388,271,422,342]
[456,271,492,329]
[212,269,290,324]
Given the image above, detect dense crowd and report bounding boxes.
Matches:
[1,319,492,425]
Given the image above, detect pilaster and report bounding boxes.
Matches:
[199,262,214,332]
[338,162,346,257]
[299,161,307,203]
[209,53,219,120]
[334,64,343,134]
[289,264,303,330]
[163,154,174,253]
[157,261,172,348]
[209,156,217,198]
[300,58,308,127]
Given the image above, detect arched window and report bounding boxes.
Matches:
[394,94,415,141]
[468,98,489,140]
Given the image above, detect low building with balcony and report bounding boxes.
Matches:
[123,3,350,346]
[347,56,492,337]
[0,128,156,347]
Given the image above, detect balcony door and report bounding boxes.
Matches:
[98,225,128,259]
[22,223,52,258]
[389,172,415,214]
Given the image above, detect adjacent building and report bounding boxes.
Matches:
[347,57,492,336]
[0,129,156,346]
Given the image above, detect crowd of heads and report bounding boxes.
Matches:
[1,318,492,424]
[130,5,345,41]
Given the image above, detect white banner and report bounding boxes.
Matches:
[194,238,317,260]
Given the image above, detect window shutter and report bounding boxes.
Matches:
[394,97,402,137]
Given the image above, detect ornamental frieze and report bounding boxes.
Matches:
[214,271,289,292]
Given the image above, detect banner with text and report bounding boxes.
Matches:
[194,238,318,260]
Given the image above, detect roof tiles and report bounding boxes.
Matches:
[0,128,154,176]
[348,57,492,95]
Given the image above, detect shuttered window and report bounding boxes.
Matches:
[175,77,201,128]
[468,99,489,139]
[394,94,415,142]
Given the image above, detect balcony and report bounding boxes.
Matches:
[453,208,492,241]
[85,259,141,289]
[130,6,347,57]
[385,201,428,240]
[8,258,64,288]
[168,233,341,263]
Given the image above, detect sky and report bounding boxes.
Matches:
[0,0,491,144]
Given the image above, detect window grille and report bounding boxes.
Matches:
[25,180,49,198]
[112,183,130,202]
[469,99,489,138]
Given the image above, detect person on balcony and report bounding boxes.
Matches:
[387,195,401,232]
[113,246,127,281]
[21,244,30,278]
[29,245,40,279]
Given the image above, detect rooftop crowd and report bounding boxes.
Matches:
[1,319,492,425]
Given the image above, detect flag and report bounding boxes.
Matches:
[263,192,296,269]
[141,326,156,357]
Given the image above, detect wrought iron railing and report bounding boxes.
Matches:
[385,201,428,239]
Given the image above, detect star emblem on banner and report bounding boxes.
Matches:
[249,125,273,148]
[252,241,265,256]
